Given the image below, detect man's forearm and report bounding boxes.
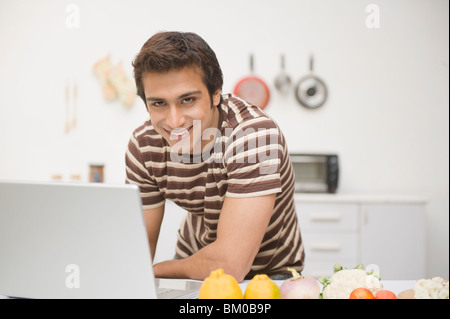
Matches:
[153,241,248,281]
[152,258,191,279]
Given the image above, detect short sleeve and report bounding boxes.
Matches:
[125,132,165,210]
[224,118,282,198]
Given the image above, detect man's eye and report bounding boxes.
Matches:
[183,97,196,104]
[151,101,165,107]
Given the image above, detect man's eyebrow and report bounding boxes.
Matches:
[146,96,164,102]
[178,90,202,99]
[146,91,202,102]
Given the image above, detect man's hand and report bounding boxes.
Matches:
[152,193,276,282]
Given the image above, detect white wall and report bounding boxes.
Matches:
[0,0,448,278]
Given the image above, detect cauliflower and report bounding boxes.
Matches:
[414,277,449,299]
[320,264,383,299]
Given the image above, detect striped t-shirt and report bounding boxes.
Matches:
[125,94,305,278]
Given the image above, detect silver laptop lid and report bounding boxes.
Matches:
[0,181,156,299]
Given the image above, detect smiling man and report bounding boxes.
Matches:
[126,31,304,281]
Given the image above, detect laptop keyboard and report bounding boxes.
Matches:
[156,287,199,299]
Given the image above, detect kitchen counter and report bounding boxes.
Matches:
[0,279,417,299]
[294,193,428,204]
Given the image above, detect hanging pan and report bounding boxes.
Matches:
[295,55,328,109]
[233,54,270,110]
[274,54,292,95]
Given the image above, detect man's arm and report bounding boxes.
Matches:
[153,193,275,282]
[143,205,165,261]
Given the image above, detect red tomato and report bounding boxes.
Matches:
[349,288,375,299]
[375,290,397,299]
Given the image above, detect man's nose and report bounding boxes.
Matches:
[166,105,185,128]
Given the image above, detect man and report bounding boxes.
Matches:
[126,31,304,281]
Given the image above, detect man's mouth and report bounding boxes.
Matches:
[169,126,192,141]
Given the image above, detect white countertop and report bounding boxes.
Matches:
[294,193,428,204]
[1,280,416,299]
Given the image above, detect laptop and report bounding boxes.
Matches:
[0,180,201,299]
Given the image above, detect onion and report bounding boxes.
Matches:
[280,267,321,299]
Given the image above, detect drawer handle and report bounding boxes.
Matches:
[310,243,342,251]
[309,213,342,222]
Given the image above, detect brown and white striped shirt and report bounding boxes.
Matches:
[125,94,304,278]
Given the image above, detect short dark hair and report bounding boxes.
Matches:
[132,31,223,108]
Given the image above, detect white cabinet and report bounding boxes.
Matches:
[296,203,360,278]
[360,204,426,280]
[295,195,427,280]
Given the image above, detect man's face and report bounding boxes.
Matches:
[142,66,221,154]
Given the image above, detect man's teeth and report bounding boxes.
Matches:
[170,127,189,140]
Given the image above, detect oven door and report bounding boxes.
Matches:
[290,155,328,193]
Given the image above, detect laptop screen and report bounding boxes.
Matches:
[0,181,157,299]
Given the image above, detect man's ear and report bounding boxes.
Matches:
[212,89,221,107]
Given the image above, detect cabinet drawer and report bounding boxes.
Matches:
[296,203,359,232]
[301,233,359,263]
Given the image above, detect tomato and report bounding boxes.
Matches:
[375,290,397,299]
[349,288,375,299]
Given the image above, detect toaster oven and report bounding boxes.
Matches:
[289,154,339,193]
